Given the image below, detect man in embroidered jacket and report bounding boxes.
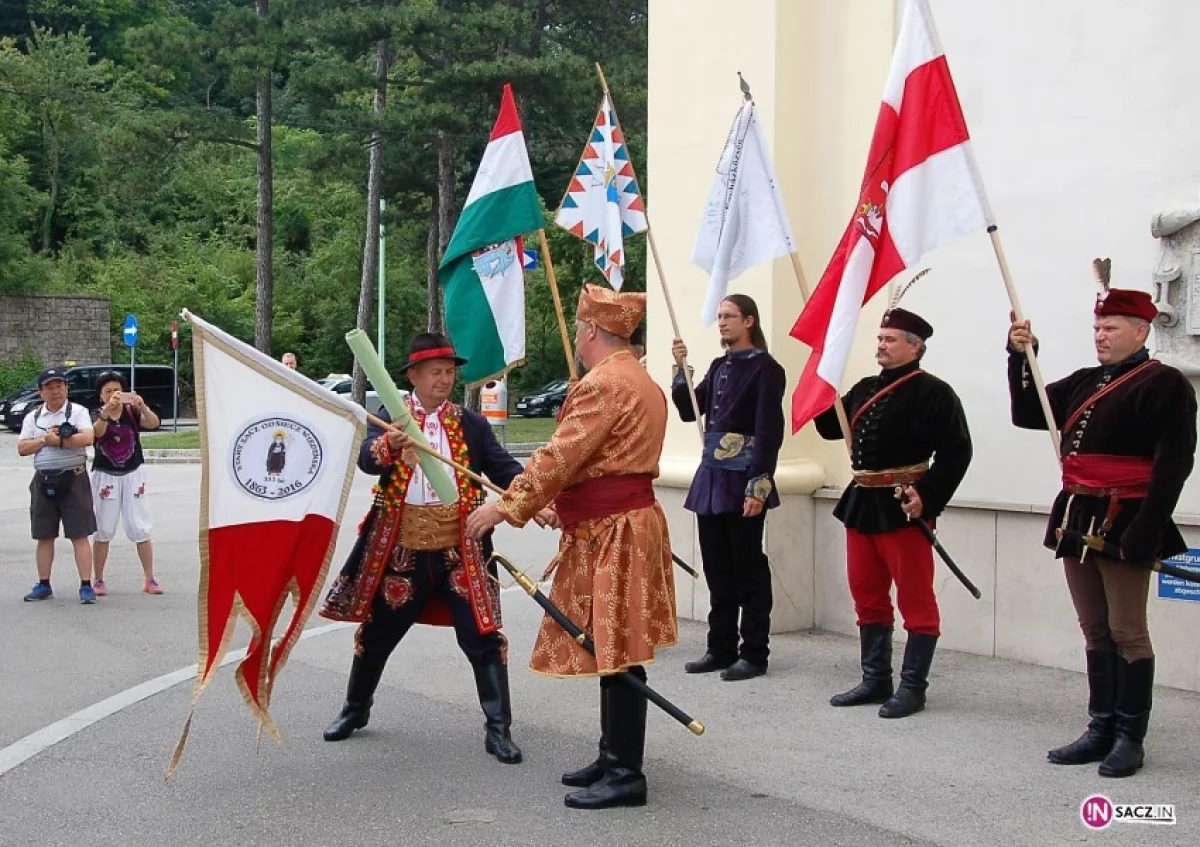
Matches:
[814,307,972,720]
[669,294,786,682]
[467,284,676,811]
[1009,288,1196,779]
[319,332,535,764]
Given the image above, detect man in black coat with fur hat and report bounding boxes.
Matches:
[815,306,972,719]
[1008,284,1196,778]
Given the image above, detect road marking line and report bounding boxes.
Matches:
[0,580,539,779]
[0,621,353,778]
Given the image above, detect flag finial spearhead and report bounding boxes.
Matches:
[738,72,752,101]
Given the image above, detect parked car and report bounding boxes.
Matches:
[321,376,399,418]
[514,379,569,418]
[0,364,177,431]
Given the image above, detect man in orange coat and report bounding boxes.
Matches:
[468,284,677,810]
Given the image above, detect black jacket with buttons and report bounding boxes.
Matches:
[815,360,973,533]
[1008,345,1197,562]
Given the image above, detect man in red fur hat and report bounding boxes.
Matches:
[1009,281,1197,779]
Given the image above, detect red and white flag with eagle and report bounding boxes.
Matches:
[168,310,365,778]
[788,0,994,432]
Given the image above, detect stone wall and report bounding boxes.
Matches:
[0,294,111,366]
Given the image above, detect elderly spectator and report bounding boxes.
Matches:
[17,368,98,604]
[281,352,298,370]
[91,371,162,595]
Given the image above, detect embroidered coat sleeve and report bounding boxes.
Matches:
[497,378,616,527]
[357,408,393,475]
[1120,372,1198,561]
[463,410,523,489]
[671,360,712,423]
[746,359,787,500]
[911,381,973,520]
[1007,343,1071,430]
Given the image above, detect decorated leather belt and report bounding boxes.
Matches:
[1063,483,1148,498]
[851,463,929,489]
[400,503,460,551]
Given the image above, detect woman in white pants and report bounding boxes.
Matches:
[91,371,162,595]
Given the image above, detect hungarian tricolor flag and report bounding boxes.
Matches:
[168,311,365,778]
[440,84,544,386]
[789,0,994,432]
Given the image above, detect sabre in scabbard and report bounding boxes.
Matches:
[896,487,982,600]
[1056,529,1200,585]
[491,553,705,736]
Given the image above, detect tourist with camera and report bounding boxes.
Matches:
[91,371,162,596]
[17,368,98,604]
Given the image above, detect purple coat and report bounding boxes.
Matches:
[672,349,787,516]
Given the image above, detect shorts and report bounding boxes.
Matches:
[30,467,97,540]
[92,467,153,544]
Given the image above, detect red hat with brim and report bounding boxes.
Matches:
[1095,288,1157,323]
[880,307,933,341]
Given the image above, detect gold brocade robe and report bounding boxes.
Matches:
[497,349,677,677]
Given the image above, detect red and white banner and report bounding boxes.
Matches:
[788,0,994,432]
[168,311,365,777]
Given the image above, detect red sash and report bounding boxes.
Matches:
[850,369,924,431]
[1062,454,1153,498]
[1062,360,1159,434]
[554,474,655,530]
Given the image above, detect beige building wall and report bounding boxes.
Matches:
[647,0,1200,692]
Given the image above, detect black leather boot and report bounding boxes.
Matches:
[323,654,386,741]
[878,633,937,718]
[1098,657,1153,778]
[562,684,610,787]
[830,625,894,707]
[684,652,735,674]
[565,670,648,809]
[1048,650,1118,765]
[473,662,523,764]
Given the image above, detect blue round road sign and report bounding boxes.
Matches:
[123,314,139,348]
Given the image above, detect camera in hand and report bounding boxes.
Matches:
[57,420,78,440]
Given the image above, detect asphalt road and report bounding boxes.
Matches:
[0,450,1197,846]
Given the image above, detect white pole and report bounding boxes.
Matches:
[378,198,386,366]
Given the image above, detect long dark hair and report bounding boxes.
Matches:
[723,294,768,351]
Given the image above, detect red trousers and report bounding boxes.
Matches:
[846,526,940,637]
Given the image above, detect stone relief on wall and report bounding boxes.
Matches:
[1151,199,1200,376]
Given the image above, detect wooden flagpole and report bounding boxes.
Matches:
[537,228,579,382]
[594,61,704,439]
[786,250,854,453]
[987,225,1062,464]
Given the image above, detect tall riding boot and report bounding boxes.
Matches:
[323,654,387,741]
[830,625,894,707]
[1098,657,1153,778]
[878,633,937,719]
[473,662,523,764]
[563,682,610,786]
[1048,650,1118,765]
[565,670,648,809]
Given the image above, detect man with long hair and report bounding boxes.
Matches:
[671,294,786,681]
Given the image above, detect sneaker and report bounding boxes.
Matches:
[143,578,164,595]
[24,583,53,602]
[94,580,107,596]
